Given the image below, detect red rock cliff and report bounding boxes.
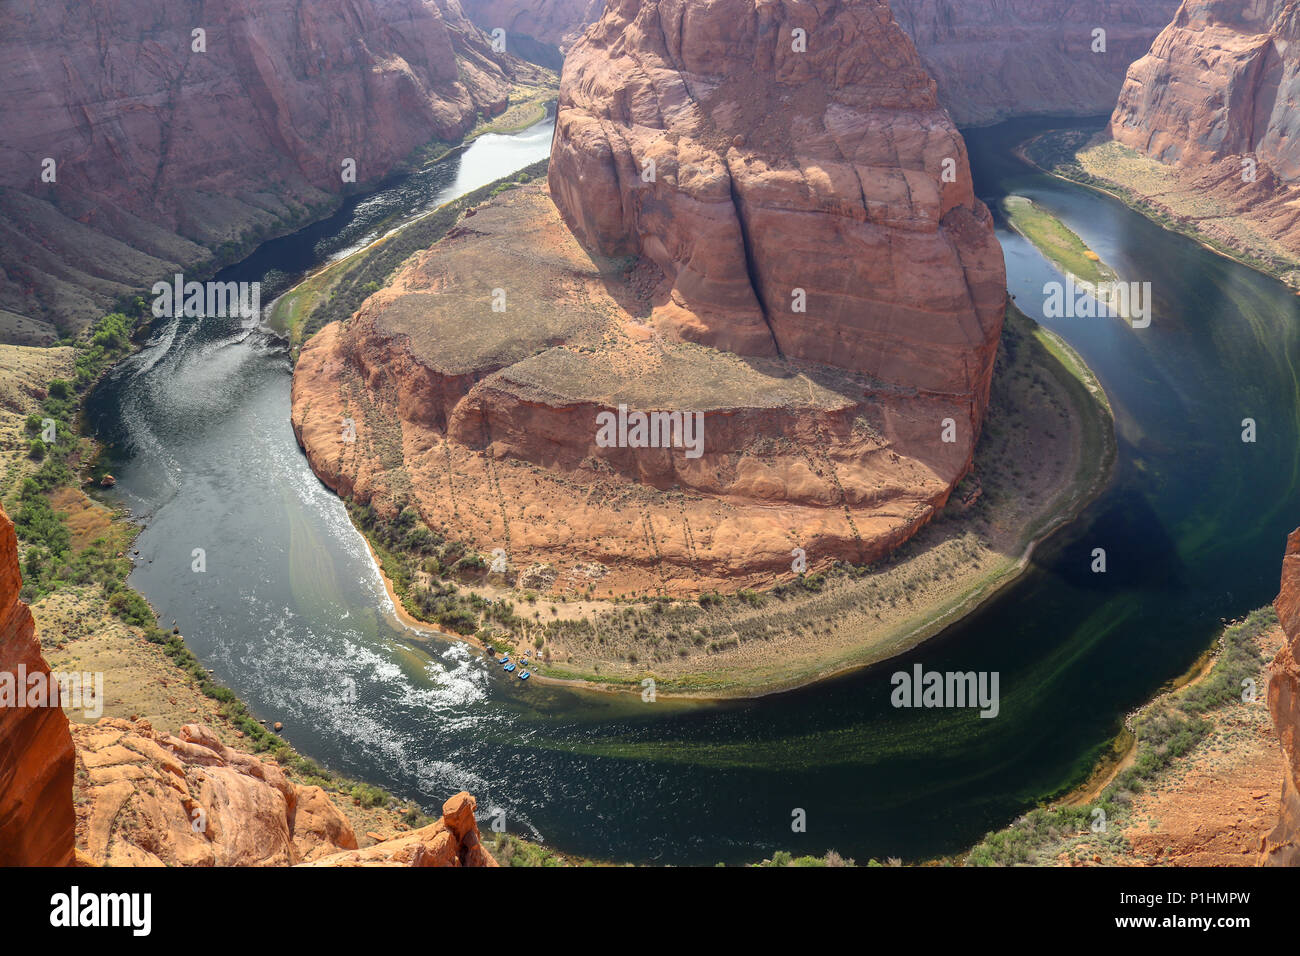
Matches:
[1265,527,1300,864]
[0,504,75,866]
[0,0,535,338]
[549,0,1006,410]
[1112,0,1300,180]
[1107,0,1300,265]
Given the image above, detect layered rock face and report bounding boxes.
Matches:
[891,0,1183,126]
[549,0,1006,407]
[295,0,1005,596]
[0,0,534,339]
[1264,527,1300,864]
[1112,0,1300,179]
[0,504,75,866]
[74,717,499,867]
[1107,0,1300,265]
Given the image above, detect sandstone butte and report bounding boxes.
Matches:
[460,0,1183,125]
[292,0,1007,597]
[1264,527,1300,863]
[0,505,495,867]
[0,0,544,342]
[1109,0,1300,262]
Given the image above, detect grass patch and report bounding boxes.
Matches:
[1001,195,1116,286]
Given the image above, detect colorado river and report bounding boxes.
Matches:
[85,114,1300,865]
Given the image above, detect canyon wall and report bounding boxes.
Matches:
[461,0,605,52]
[1112,0,1300,179]
[1265,527,1300,864]
[0,504,75,866]
[892,0,1182,126]
[0,0,536,341]
[1107,0,1300,265]
[462,0,1183,126]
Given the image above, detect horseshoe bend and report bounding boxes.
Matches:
[11,0,1300,892]
[290,0,1110,691]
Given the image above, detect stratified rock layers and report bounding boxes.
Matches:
[0,0,528,336]
[74,720,358,866]
[1265,528,1300,864]
[549,0,1006,404]
[1109,0,1300,260]
[0,504,75,866]
[891,0,1182,126]
[294,0,1006,596]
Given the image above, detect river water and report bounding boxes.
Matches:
[84,114,1300,865]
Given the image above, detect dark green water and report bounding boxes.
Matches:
[85,115,1300,865]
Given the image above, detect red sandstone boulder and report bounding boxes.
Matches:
[301,791,499,867]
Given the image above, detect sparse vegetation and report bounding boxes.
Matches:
[966,607,1276,866]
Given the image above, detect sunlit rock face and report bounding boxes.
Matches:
[0,504,75,867]
[1111,0,1300,184]
[549,0,1007,403]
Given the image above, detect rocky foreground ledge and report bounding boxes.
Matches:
[0,503,496,868]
